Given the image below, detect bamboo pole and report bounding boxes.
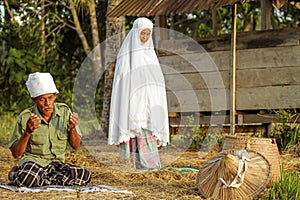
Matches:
[230,3,237,135]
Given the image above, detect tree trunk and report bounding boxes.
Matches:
[69,0,91,55]
[41,0,46,63]
[88,0,103,82]
[102,0,124,135]
[89,0,100,48]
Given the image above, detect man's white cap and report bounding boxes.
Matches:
[25,72,59,98]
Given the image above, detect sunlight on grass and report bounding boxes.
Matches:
[268,171,300,200]
[0,113,16,146]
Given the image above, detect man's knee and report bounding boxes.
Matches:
[12,161,43,187]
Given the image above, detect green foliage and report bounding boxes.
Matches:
[175,115,223,151]
[0,0,104,117]
[0,47,43,113]
[0,113,17,146]
[172,11,214,38]
[236,2,261,31]
[268,171,300,200]
[269,109,300,151]
[171,1,262,38]
[187,115,207,150]
[272,3,300,28]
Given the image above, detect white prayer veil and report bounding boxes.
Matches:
[108,17,170,146]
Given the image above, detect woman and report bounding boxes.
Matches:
[108,17,169,169]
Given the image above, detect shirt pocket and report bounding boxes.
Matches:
[52,131,68,156]
[30,132,47,145]
[28,131,48,155]
[57,131,68,141]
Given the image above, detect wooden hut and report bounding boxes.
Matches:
[105,0,300,134]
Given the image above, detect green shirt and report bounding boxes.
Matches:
[8,103,82,167]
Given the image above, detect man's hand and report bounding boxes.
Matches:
[68,112,81,149]
[11,113,41,158]
[26,113,41,134]
[68,112,79,129]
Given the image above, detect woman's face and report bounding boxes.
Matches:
[140,28,151,44]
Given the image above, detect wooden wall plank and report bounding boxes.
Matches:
[167,86,300,112]
[167,89,229,112]
[164,66,300,91]
[158,27,300,53]
[160,46,300,75]
[236,85,300,110]
[160,51,230,73]
[237,66,300,88]
[237,46,300,69]
[165,72,229,90]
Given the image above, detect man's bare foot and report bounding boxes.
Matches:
[8,166,18,181]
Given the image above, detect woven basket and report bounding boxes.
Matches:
[221,135,281,183]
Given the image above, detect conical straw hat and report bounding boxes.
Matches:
[196,149,271,200]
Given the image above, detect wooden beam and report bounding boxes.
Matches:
[160,46,300,75]
[261,0,272,30]
[158,27,300,53]
[212,9,217,36]
[166,85,300,112]
[236,85,300,110]
[156,15,168,40]
[168,113,300,125]
[164,65,300,91]
[166,89,229,112]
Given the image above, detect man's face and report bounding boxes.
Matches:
[140,28,151,44]
[33,93,56,116]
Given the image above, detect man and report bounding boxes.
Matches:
[8,72,91,187]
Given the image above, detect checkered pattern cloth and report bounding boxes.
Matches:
[119,129,161,169]
[12,161,91,187]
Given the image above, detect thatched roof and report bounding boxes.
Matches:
[107,0,290,17]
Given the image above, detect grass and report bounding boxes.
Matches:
[268,171,300,200]
[0,113,16,146]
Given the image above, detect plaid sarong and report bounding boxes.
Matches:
[119,129,161,169]
[12,161,91,187]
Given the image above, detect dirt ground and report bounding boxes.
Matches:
[0,143,299,200]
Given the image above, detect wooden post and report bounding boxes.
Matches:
[230,3,237,135]
[212,8,217,36]
[261,0,272,30]
[159,15,168,40]
[102,0,124,135]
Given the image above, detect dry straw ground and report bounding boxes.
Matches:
[0,142,299,200]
